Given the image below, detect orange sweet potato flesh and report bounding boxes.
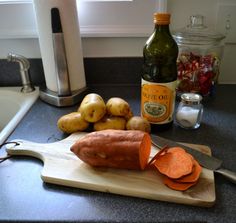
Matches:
[175,159,202,183]
[154,147,194,179]
[163,176,198,191]
[150,146,202,191]
[146,145,169,168]
[163,158,202,191]
[70,129,151,170]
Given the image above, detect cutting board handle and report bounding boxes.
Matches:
[5,132,87,162]
[6,132,87,161]
[6,139,57,162]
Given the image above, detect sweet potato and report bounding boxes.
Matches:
[154,147,194,179]
[175,159,202,183]
[150,146,202,191]
[70,129,151,170]
[163,176,198,191]
[147,145,169,168]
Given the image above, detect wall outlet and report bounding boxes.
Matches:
[217,4,236,43]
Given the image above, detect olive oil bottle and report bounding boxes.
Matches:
[141,13,178,131]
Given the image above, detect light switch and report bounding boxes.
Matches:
[217,4,236,43]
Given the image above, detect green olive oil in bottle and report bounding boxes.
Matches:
[141,13,178,131]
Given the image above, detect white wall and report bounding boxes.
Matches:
[82,0,236,84]
[0,0,235,84]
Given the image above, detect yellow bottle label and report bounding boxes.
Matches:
[141,79,177,124]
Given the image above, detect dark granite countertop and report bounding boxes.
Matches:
[0,84,236,223]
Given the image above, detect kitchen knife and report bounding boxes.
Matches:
[151,134,236,184]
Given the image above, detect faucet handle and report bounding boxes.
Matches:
[7,53,35,93]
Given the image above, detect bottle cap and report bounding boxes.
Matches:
[154,13,170,25]
[181,93,202,105]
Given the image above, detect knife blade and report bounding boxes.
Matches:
[151,134,222,170]
[151,134,236,184]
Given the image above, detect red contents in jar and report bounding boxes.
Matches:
[177,52,220,96]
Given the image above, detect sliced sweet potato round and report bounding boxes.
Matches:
[175,159,202,183]
[154,147,194,179]
[163,176,198,191]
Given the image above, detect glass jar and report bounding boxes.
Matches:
[172,15,225,97]
[175,93,203,129]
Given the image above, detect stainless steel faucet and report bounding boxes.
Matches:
[7,53,35,93]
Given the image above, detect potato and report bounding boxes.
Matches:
[79,93,106,123]
[124,109,134,120]
[94,115,126,131]
[106,97,132,117]
[126,116,151,133]
[57,112,89,134]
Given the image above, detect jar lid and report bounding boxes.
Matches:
[172,15,225,45]
[181,93,202,105]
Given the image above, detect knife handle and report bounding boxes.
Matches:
[216,168,236,184]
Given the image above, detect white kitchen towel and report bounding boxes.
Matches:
[33,0,86,92]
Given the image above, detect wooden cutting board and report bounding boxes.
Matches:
[6,132,215,207]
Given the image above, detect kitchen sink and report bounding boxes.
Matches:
[0,86,39,145]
